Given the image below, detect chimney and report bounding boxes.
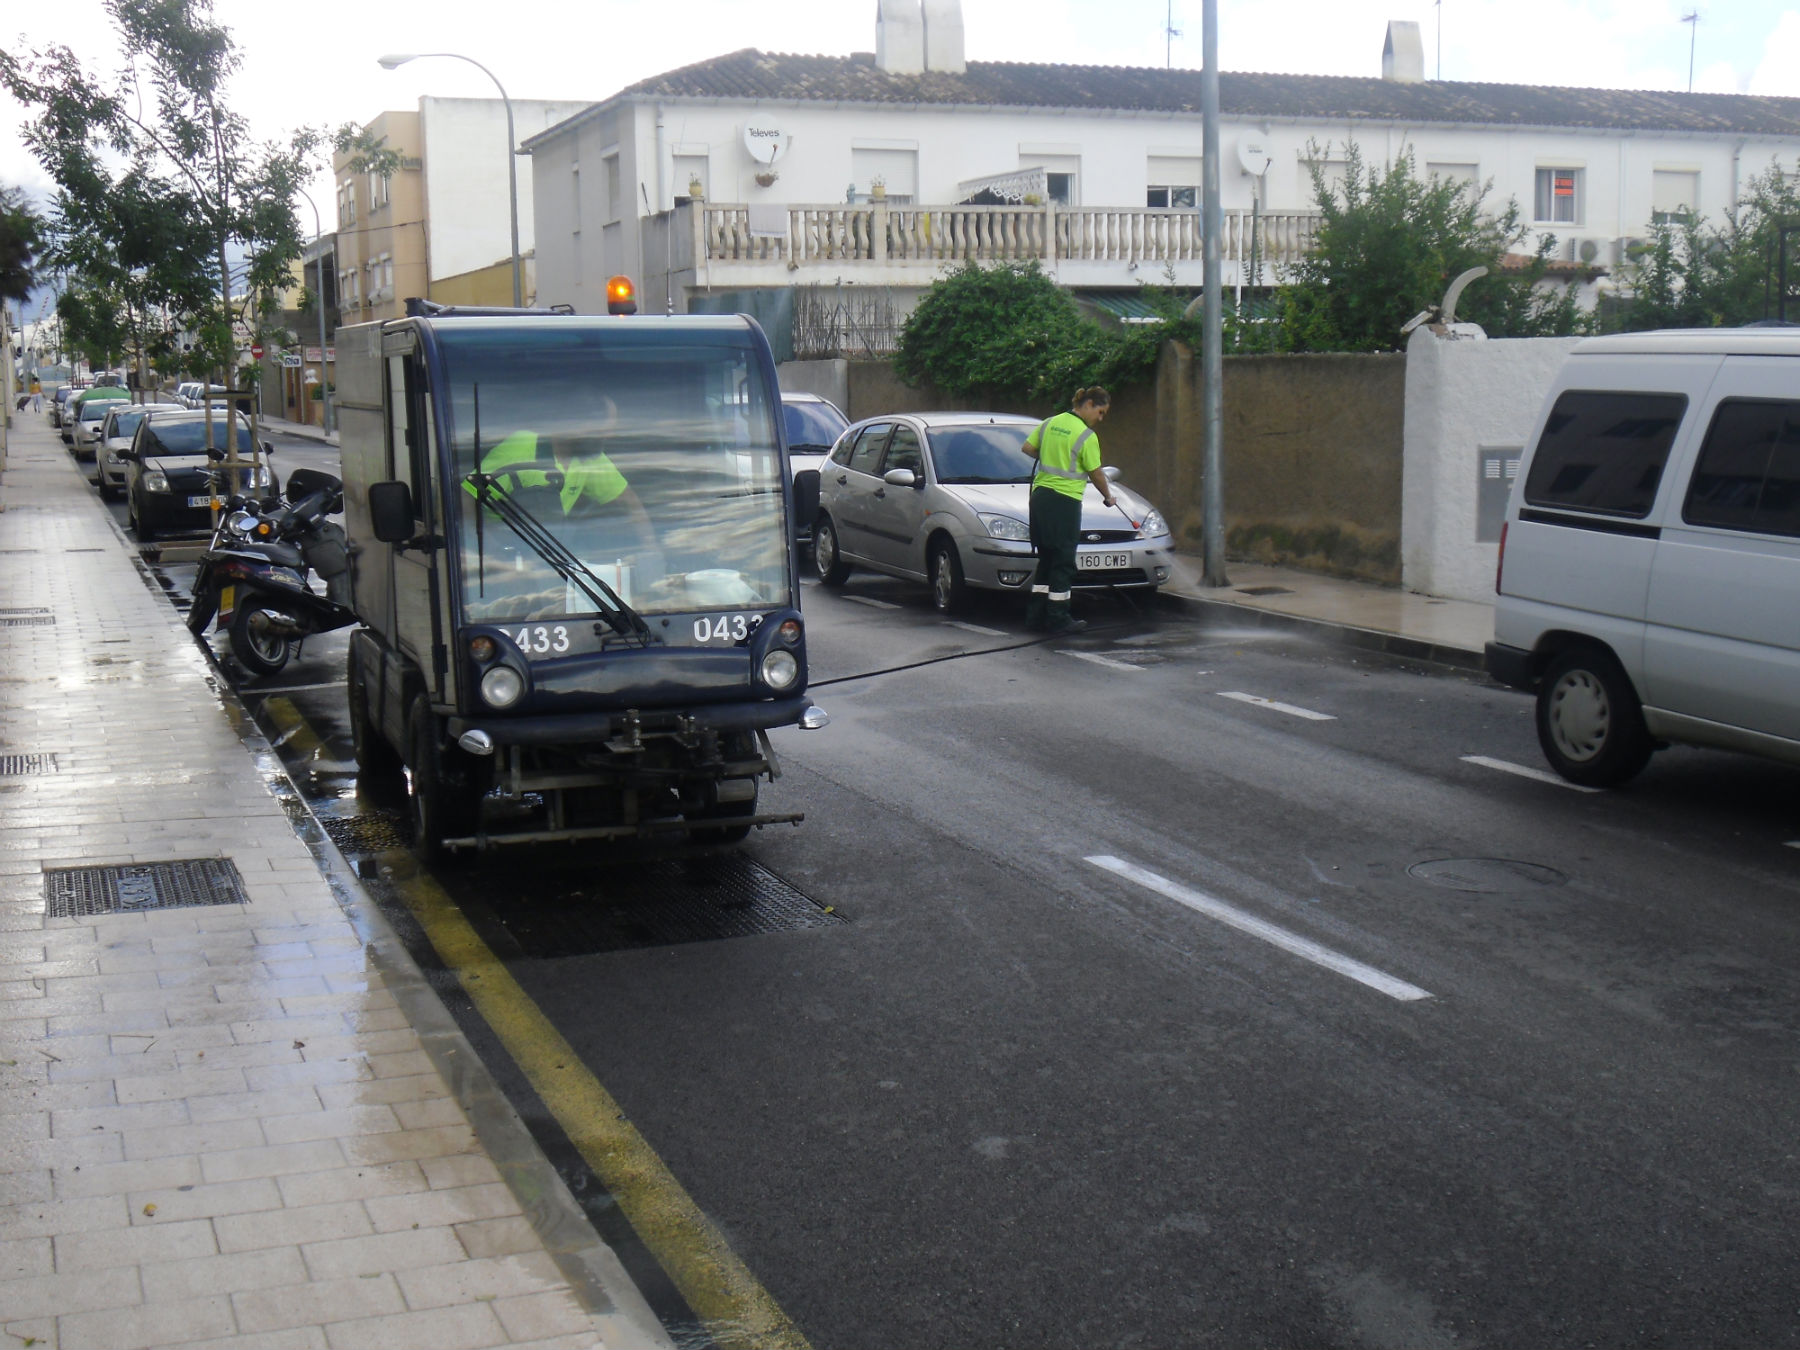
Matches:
[923,0,966,75]
[877,0,925,75]
[1382,20,1425,82]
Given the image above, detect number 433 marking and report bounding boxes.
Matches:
[513,625,570,653]
[693,614,751,643]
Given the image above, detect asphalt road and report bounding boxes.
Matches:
[107,441,1800,1350]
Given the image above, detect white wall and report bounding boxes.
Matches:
[420,96,591,283]
[1402,329,1582,601]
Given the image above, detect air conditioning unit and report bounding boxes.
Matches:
[1614,237,1650,266]
[1577,238,1602,265]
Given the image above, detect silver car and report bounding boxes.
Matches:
[96,403,189,500]
[812,412,1174,612]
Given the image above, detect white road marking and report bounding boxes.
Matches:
[1085,855,1432,1003]
[1216,691,1335,721]
[1061,650,1143,672]
[1785,841,1800,850]
[943,620,1006,637]
[843,595,902,610]
[1460,755,1602,794]
[241,681,345,696]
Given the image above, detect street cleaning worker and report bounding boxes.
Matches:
[1021,386,1118,634]
[464,394,650,531]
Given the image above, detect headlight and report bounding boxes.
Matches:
[227,510,259,536]
[480,665,524,709]
[978,512,1031,541]
[252,466,274,488]
[760,648,799,690]
[144,471,169,493]
[1138,508,1168,537]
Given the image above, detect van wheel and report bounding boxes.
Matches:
[348,648,401,778]
[406,695,488,861]
[1535,647,1653,787]
[814,514,851,587]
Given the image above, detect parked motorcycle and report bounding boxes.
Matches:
[187,466,358,676]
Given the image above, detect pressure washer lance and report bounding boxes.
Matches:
[1109,496,1141,532]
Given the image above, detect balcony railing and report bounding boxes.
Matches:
[696,202,1320,270]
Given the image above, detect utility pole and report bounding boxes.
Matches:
[1682,10,1699,92]
[1165,0,1182,68]
[1436,0,1443,80]
[1198,0,1226,586]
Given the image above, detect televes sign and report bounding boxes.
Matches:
[742,124,790,165]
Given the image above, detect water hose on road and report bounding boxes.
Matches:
[809,618,1133,689]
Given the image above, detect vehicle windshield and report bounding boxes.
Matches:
[107,408,153,438]
[783,400,848,450]
[436,323,790,623]
[145,419,257,454]
[80,398,126,422]
[931,424,1035,484]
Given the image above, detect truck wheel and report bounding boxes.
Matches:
[407,696,487,860]
[1535,646,1653,787]
[814,514,851,587]
[228,601,293,677]
[348,648,401,778]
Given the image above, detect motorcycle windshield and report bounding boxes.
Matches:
[435,324,791,623]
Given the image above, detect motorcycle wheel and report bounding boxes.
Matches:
[186,583,218,637]
[228,601,294,677]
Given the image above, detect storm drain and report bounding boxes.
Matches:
[1,754,58,776]
[1236,586,1295,597]
[0,615,55,628]
[0,607,51,615]
[493,856,844,957]
[44,858,251,918]
[321,808,411,854]
[1407,858,1568,895]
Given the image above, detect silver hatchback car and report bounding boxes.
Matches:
[812,412,1175,612]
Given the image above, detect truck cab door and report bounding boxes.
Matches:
[384,345,450,714]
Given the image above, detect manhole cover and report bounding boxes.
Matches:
[1407,857,1568,894]
[0,754,58,776]
[44,858,250,918]
[493,856,844,957]
[322,808,410,853]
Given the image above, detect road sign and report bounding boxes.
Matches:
[281,353,303,368]
[251,344,264,360]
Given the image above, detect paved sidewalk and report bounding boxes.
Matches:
[1160,555,1494,670]
[0,416,666,1349]
[257,415,338,448]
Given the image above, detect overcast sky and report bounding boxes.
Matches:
[7,0,1800,228]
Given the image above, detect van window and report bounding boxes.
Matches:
[1684,399,1800,537]
[1523,391,1687,519]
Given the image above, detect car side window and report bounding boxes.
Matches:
[883,426,922,475]
[848,424,891,476]
[1684,398,1800,538]
[1523,390,1688,519]
[828,433,857,468]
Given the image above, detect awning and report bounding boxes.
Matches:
[955,167,1049,205]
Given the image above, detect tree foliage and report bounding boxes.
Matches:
[0,186,46,306]
[1265,142,1584,352]
[1606,163,1800,331]
[1,0,319,392]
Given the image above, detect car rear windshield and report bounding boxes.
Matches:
[931,424,1034,484]
[146,419,256,454]
[783,401,848,449]
[1523,391,1688,518]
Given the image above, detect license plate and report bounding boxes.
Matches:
[1077,552,1130,570]
[187,495,215,508]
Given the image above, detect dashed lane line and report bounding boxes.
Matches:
[942,620,1007,637]
[843,595,902,610]
[1216,691,1336,721]
[1460,755,1602,794]
[1085,855,1433,1003]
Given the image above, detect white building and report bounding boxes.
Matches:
[523,2,1800,318]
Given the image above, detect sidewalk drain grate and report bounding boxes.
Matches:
[44,858,250,918]
[1,754,58,776]
[64,548,104,553]
[0,607,51,615]
[1236,586,1295,597]
[0,615,55,627]
[491,856,844,958]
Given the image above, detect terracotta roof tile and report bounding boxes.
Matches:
[614,50,1800,137]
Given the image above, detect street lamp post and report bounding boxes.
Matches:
[295,185,334,436]
[377,52,522,308]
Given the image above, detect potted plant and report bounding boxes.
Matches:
[687,176,705,201]
[870,176,887,201]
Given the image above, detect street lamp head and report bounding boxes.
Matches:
[376,54,417,70]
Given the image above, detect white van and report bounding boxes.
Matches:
[1487,328,1800,786]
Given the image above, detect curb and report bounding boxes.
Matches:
[1156,586,1490,674]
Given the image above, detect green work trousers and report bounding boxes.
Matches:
[1026,487,1083,629]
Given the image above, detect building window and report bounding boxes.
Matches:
[604,154,621,224]
[1535,167,1582,225]
[1427,162,1479,190]
[1653,169,1700,224]
[851,147,918,204]
[674,154,709,202]
[368,171,389,212]
[1299,158,1349,206]
[1146,156,1200,209]
[337,182,356,227]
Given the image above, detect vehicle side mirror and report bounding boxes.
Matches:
[262,440,274,456]
[793,469,820,527]
[1101,465,1122,482]
[206,447,226,462]
[369,480,416,544]
[116,449,139,463]
[883,468,919,488]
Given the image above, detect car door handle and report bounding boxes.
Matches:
[835,474,847,484]
[874,488,887,499]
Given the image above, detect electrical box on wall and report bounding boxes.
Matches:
[1477,445,1521,542]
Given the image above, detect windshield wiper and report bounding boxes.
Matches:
[463,471,654,644]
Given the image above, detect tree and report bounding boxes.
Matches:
[1267,142,1584,353]
[3,0,319,435]
[0,186,45,305]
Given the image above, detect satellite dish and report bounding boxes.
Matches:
[742,124,790,166]
[1236,140,1272,178]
